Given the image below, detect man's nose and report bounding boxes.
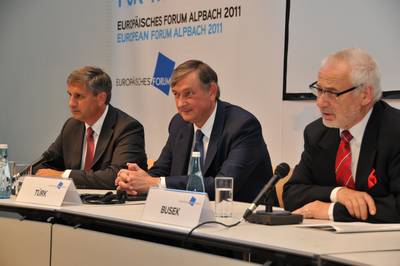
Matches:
[176,95,186,108]
[69,96,76,107]
[316,94,329,108]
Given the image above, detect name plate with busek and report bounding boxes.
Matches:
[16,176,82,207]
[142,187,215,228]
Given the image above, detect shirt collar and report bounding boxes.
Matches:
[85,105,109,136]
[193,101,218,139]
[341,108,372,144]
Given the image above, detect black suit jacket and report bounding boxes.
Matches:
[284,101,400,223]
[148,100,273,203]
[35,105,147,189]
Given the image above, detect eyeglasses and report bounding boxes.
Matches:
[309,81,362,100]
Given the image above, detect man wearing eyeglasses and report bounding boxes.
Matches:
[283,48,400,223]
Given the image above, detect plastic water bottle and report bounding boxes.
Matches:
[0,144,12,199]
[186,151,205,192]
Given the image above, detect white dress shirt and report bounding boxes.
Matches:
[159,102,218,188]
[62,105,109,178]
[328,108,372,220]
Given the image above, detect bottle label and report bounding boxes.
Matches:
[0,158,11,199]
[186,154,205,192]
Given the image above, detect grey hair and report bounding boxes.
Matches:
[67,66,112,104]
[321,48,382,101]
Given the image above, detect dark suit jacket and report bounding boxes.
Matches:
[284,101,400,223]
[148,100,273,203]
[35,105,147,189]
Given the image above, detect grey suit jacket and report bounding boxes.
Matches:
[35,105,147,189]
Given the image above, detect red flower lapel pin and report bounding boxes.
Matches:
[368,168,377,189]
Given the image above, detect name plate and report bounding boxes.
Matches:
[16,176,82,207]
[142,187,215,228]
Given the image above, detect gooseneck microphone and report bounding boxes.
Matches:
[13,150,58,178]
[242,162,290,220]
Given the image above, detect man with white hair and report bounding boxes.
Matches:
[284,48,400,223]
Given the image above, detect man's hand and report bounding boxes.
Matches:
[292,200,330,220]
[115,163,160,195]
[35,168,64,178]
[336,187,376,220]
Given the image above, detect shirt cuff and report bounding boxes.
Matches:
[330,186,342,202]
[62,170,71,179]
[328,203,335,221]
[159,176,166,188]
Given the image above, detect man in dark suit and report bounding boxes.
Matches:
[283,48,400,223]
[35,66,147,189]
[116,60,273,202]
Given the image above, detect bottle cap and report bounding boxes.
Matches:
[191,151,201,157]
[0,144,8,149]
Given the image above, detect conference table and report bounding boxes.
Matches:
[0,192,399,266]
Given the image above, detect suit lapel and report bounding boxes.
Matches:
[317,127,341,183]
[203,102,224,174]
[92,106,115,167]
[71,123,85,169]
[173,123,194,175]
[355,103,381,190]
[318,128,340,151]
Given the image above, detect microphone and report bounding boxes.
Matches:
[242,162,290,220]
[13,150,58,178]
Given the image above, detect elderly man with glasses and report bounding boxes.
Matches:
[283,48,400,223]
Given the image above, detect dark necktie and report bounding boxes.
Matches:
[84,127,95,171]
[335,130,355,189]
[194,129,204,170]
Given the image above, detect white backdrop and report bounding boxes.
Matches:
[112,0,287,164]
[287,0,400,95]
[1,0,400,168]
[0,0,112,164]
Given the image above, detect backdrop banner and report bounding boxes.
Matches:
[112,0,286,162]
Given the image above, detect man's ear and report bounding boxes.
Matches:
[209,82,218,100]
[361,85,374,106]
[97,91,108,105]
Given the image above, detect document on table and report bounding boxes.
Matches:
[297,222,400,233]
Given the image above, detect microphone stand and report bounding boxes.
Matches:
[245,187,303,225]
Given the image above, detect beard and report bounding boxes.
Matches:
[321,118,339,128]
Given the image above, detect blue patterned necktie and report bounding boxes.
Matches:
[194,129,204,170]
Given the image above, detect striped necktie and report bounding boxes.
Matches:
[335,130,355,188]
